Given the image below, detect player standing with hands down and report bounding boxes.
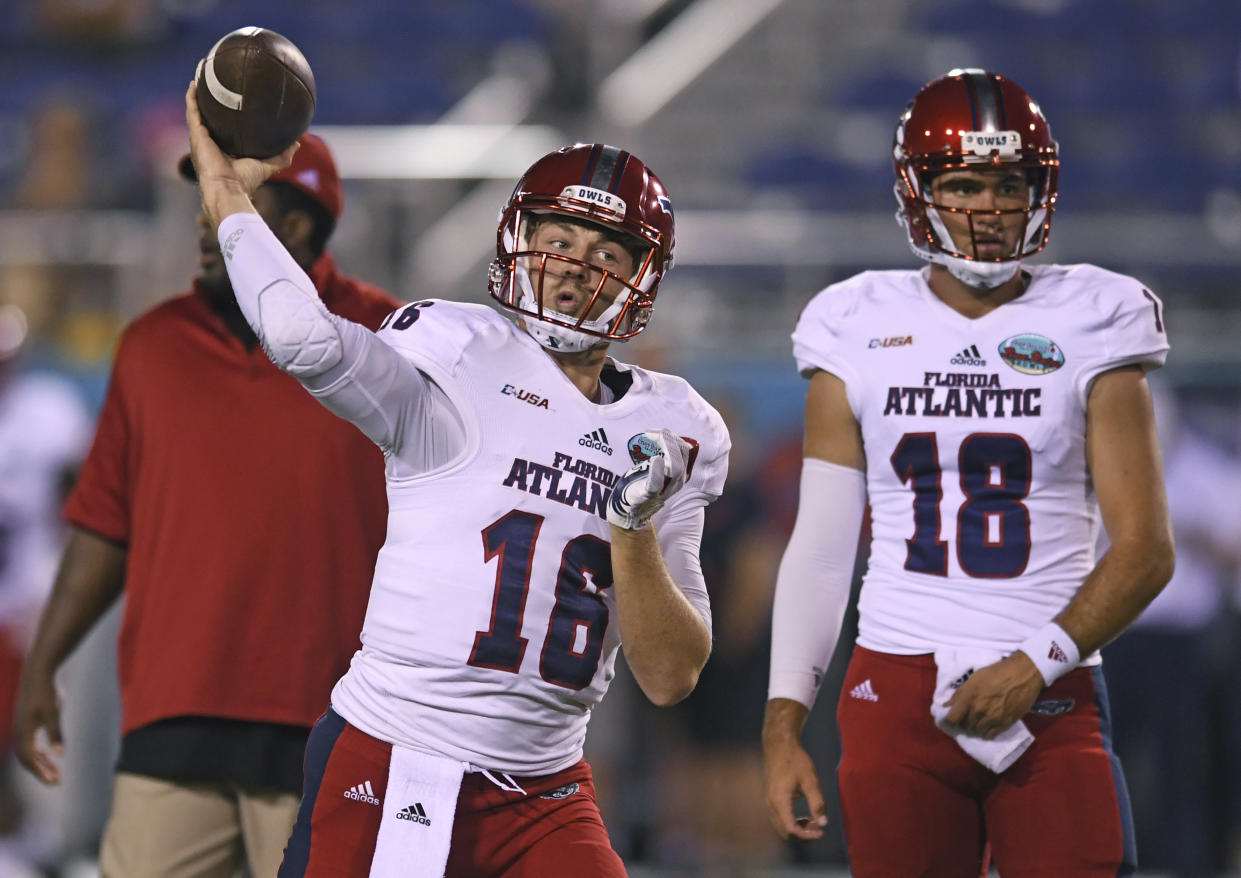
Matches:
[762,69,1173,876]
[185,83,728,877]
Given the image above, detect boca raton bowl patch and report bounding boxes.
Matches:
[998,333,1065,375]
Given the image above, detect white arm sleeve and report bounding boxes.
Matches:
[218,212,463,473]
[767,457,867,708]
[219,213,344,377]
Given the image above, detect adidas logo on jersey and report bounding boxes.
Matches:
[579,428,614,455]
[1047,641,1071,664]
[950,344,987,367]
[343,781,380,805]
[396,802,431,825]
[849,679,879,702]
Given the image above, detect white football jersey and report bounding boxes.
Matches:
[331,301,729,775]
[793,264,1168,657]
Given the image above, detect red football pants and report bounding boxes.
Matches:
[279,709,626,877]
[836,646,1136,878]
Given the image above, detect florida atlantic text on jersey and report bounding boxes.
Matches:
[330,301,729,775]
[792,265,1168,658]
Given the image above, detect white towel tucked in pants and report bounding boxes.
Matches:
[931,647,1034,774]
[370,746,467,877]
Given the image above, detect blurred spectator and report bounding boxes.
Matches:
[0,65,126,878]
[0,303,93,874]
[3,92,123,390]
[13,96,100,211]
[1103,381,1241,878]
[34,0,161,45]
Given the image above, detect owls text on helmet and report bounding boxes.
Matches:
[489,144,676,353]
[893,69,1059,288]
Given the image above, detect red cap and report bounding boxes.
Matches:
[179,132,343,220]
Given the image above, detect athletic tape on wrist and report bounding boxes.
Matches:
[1018,621,1081,687]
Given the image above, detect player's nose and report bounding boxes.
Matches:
[558,253,591,280]
[972,198,1004,228]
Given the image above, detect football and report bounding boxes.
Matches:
[194,26,316,159]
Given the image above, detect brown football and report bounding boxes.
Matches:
[194,27,316,159]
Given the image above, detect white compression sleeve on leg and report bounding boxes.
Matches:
[767,457,867,709]
[217,212,343,378]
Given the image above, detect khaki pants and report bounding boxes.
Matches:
[100,772,300,878]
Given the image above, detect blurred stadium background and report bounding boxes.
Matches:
[2,0,1241,875]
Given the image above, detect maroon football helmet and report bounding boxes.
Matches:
[893,69,1059,271]
[489,144,675,351]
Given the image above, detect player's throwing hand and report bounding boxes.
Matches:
[184,81,298,226]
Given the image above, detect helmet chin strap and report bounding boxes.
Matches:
[518,306,606,352]
[921,206,1022,290]
[930,251,1022,289]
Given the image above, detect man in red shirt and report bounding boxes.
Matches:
[12,133,402,878]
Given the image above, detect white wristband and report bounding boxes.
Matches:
[1017,621,1081,687]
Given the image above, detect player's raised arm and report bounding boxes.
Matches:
[184,82,440,457]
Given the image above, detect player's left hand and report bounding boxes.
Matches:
[944,651,1044,738]
[184,81,298,224]
[607,429,696,530]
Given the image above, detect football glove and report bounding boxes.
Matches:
[607,429,698,531]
